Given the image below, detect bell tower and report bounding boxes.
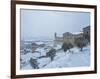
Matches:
[54,32,57,47]
[55,32,57,40]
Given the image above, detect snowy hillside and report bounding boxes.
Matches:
[20,41,90,70]
[44,46,90,68]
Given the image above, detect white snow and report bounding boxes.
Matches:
[37,57,51,68]
[44,53,70,68]
[54,44,62,50]
[21,52,40,69]
[35,47,47,56]
[44,45,90,68]
[20,40,90,70]
[35,41,44,45]
[22,62,33,70]
[21,52,40,62]
[72,32,83,35]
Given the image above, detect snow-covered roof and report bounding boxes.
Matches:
[72,32,83,35]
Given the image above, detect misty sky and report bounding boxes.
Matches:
[20,9,90,40]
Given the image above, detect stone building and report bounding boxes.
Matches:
[63,32,83,46]
[54,32,83,46]
[83,26,90,41]
[63,32,74,45]
[54,26,90,46]
[83,26,90,36]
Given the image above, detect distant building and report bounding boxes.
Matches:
[63,32,83,46]
[83,26,90,36]
[63,32,74,45]
[54,26,90,46]
[54,32,83,46]
[83,26,90,42]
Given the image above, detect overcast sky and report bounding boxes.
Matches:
[21,9,90,40]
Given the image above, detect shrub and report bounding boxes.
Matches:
[29,58,39,69]
[46,48,56,61]
[62,42,73,52]
[68,43,73,52]
[74,37,87,51]
[62,43,68,52]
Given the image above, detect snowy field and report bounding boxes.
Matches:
[20,40,90,70]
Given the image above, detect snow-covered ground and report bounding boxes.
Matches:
[44,46,90,68]
[20,41,90,70]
